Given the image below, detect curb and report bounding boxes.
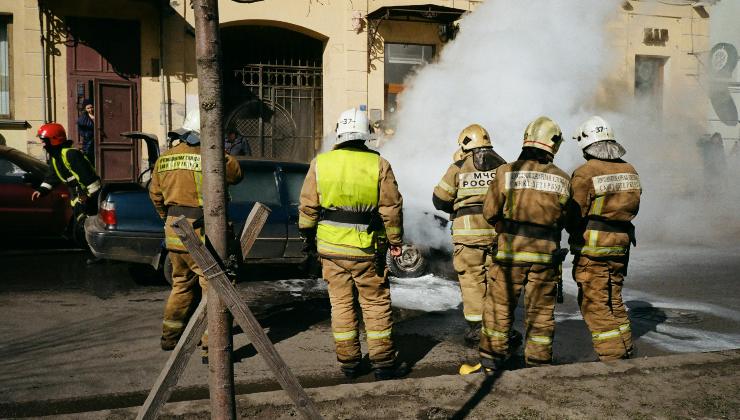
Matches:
[8,349,740,419]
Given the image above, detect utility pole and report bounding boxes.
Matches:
[191,0,236,418]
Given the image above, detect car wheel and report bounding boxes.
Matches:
[386,243,427,278]
[163,253,173,286]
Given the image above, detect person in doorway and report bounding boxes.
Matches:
[224,129,251,156]
[566,116,641,361]
[76,99,96,166]
[461,116,570,375]
[149,108,243,355]
[32,122,100,218]
[432,124,507,345]
[298,108,409,380]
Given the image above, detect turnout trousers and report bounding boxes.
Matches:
[573,256,632,360]
[321,257,396,369]
[452,244,492,323]
[480,262,558,366]
[162,251,208,348]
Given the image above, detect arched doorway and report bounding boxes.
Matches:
[222,25,324,162]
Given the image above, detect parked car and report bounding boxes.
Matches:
[84,132,430,279]
[0,145,74,240]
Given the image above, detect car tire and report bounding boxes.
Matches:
[163,252,173,286]
[386,243,427,278]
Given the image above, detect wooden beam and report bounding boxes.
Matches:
[136,299,208,420]
[240,203,272,259]
[171,216,323,420]
[137,206,271,419]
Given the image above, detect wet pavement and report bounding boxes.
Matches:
[0,240,739,416]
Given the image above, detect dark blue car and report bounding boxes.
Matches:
[84,133,310,282]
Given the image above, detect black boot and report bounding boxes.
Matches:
[160,337,177,351]
[341,359,366,379]
[374,361,410,381]
[464,321,482,346]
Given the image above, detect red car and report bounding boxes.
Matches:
[0,145,73,238]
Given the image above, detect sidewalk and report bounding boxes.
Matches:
[15,349,740,419]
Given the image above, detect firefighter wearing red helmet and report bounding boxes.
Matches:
[32,122,101,216]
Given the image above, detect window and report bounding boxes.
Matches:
[0,157,24,183]
[282,170,307,207]
[0,15,10,118]
[384,43,434,117]
[229,168,280,205]
[635,55,667,116]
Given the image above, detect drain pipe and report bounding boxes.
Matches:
[39,3,48,123]
[159,0,169,148]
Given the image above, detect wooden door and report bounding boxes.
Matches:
[94,79,138,182]
[65,17,140,182]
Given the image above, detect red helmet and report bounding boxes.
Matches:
[37,123,68,146]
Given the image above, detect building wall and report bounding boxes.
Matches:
[213,0,479,141]
[605,1,709,120]
[0,0,711,160]
[0,0,43,154]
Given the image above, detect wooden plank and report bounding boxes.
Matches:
[136,204,271,419]
[136,298,208,420]
[240,203,272,259]
[171,216,323,420]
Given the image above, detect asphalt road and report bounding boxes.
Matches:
[0,240,738,415]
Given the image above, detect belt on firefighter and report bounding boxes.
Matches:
[498,219,561,242]
[453,205,483,218]
[586,218,636,246]
[167,205,204,219]
[320,209,375,225]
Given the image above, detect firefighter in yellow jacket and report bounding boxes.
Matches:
[149,109,243,351]
[463,116,570,373]
[298,108,409,380]
[567,116,641,361]
[433,124,506,344]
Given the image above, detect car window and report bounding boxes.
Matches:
[283,170,306,207]
[0,158,26,178]
[230,168,280,205]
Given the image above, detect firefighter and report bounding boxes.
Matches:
[298,108,409,380]
[31,123,101,217]
[433,124,506,344]
[462,116,570,374]
[566,116,641,361]
[149,109,243,352]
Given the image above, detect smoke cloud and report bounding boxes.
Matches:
[373,0,740,249]
[381,0,619,249]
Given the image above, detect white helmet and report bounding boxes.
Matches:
[169,108,201,145]
[575,115,626,159]
[574,115,614,150]
[335,108,371,144]
[182,108,201,134]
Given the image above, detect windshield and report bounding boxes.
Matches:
[283,170,306,207]
[229,167,280,205]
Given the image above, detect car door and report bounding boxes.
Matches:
[228,162,288,259]
[0,157,70,236]
[278,163,309,258]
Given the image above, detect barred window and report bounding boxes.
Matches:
[0,16,10,118]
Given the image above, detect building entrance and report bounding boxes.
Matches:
[222,26,324,162]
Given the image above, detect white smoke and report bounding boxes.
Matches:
[380,0,620,249]
[372,0,740,249]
